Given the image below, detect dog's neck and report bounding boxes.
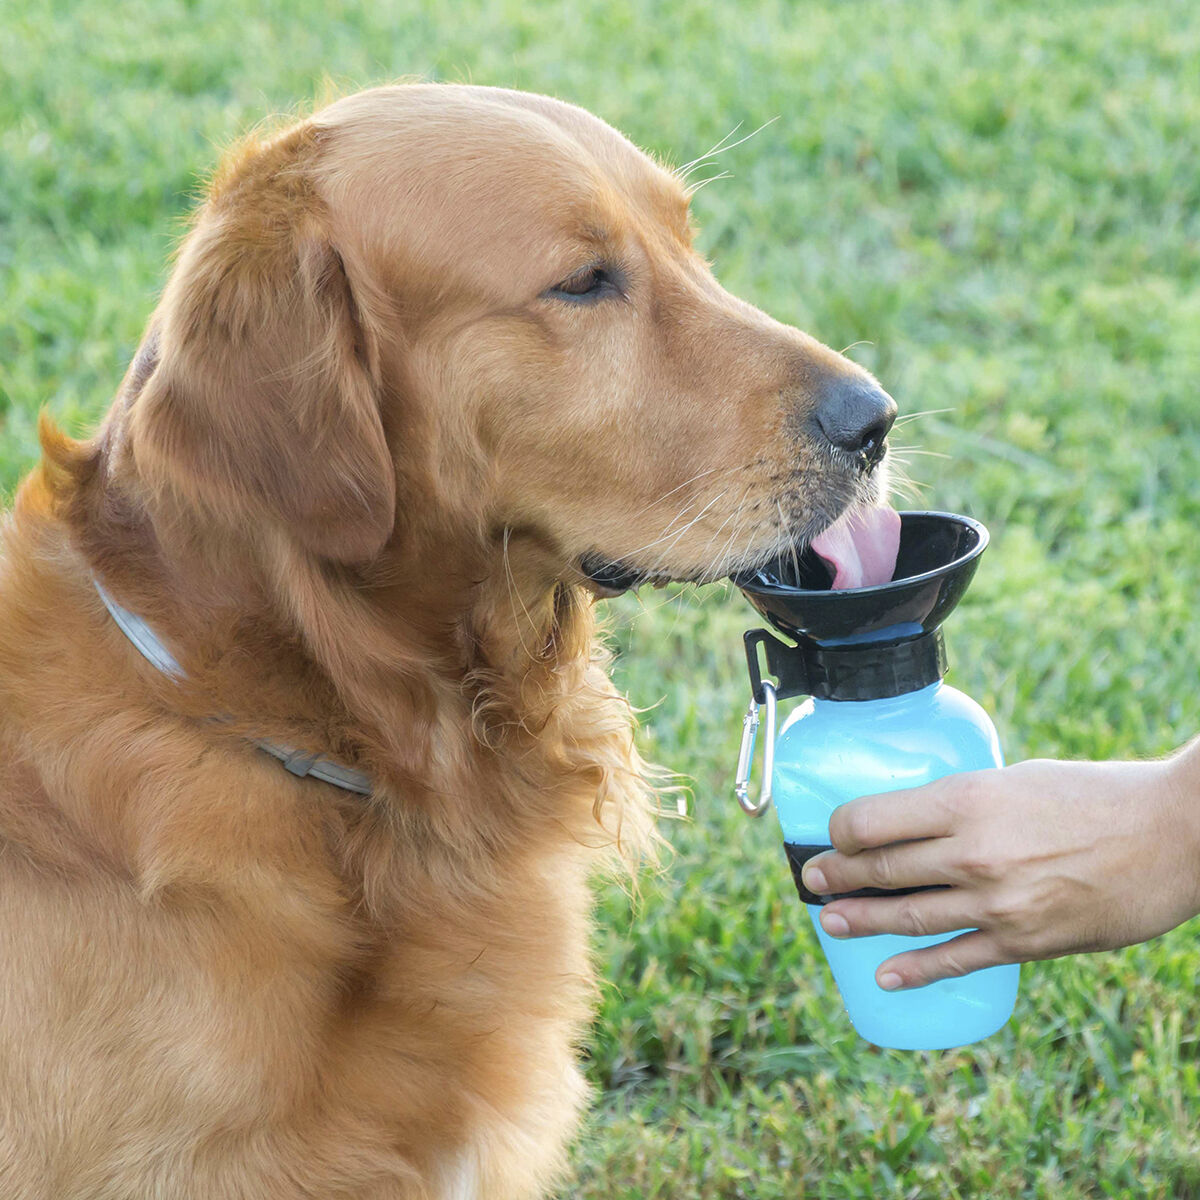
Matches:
[45,421,610,780]
[92,577,374,795]
[4,421,655,919]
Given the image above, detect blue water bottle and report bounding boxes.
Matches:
[733,511,1019,1050]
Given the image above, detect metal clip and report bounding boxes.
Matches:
[733,678,775,817]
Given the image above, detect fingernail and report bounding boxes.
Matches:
[821,911,850,938]
[878,972,903,991]
[802,863,828,893]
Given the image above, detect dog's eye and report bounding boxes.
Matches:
[545,265,622,304]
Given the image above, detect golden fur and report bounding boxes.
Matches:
[0,85,889,1197]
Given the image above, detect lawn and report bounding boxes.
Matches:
[3,1,1200,1195]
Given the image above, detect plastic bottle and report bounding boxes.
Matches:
[734,511,1019,1050]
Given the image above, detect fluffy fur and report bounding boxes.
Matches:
[0,84,889,1197]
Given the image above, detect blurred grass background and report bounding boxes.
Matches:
[3,1,1200,1196]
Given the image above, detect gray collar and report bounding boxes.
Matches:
[94,581,372,796]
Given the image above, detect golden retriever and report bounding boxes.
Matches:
[0,84,895,1198]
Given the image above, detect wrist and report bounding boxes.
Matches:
[1163,739,1200,918]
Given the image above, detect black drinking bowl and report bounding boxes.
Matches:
[734,511,989,644]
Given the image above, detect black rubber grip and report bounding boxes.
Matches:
[784,843,950,906]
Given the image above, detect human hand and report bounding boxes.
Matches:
[799,752,1200,990]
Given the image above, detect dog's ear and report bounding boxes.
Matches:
[128,133,395,564]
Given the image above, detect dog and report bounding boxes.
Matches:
[0,84,895,1198]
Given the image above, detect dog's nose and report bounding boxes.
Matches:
[812,377,898,467]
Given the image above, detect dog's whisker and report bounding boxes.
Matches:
[605,492,713,565]
[666,482,754,581]
[672,122,744,178]
[673,116,780,181]
[881,454,927,501]
[688,498,741,583]
[892,479,927,502]
[703,115,779,156]
[775,499,802,583]
[625,466,722,520]
[500,527,539,660]
[728,486,768,578]
[673,156,720,184]
[616,486,734,576]
[621,462,748,529]
[685,171,733,198]
[597,463,757,569]
[641,489,733,579]
[884,458,928,501]
[695,483,754,583]
[718,489,759,580]
[893,408,953,425]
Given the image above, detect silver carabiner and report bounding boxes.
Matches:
[733,679,775,817]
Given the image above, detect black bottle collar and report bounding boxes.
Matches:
[744,626,947,704]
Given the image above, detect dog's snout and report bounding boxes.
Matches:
[812,377,898,467]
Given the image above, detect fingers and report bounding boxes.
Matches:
[872,930,1010,990]
[827,772,980,855]
[818,888,975,941]
[801,836,959,896]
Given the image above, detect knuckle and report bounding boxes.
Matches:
[870,848,896,889]
[980,888,1023,927]
[897,898,930,937]
[955,840,1002,884]
[950,770,984,811]
[842,815,867,852]
[990,924,1039,962]
[936,947,972,979]
[936,775,969,820]
[832,803,871,851]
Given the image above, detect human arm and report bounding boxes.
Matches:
[799,738,1200,990]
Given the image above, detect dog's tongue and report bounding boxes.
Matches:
[810,505,901,589]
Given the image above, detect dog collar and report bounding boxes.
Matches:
[94,581,373,796]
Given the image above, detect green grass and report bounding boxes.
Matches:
[4,1,1200,1195]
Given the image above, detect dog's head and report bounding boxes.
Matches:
[119,84,894,607]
